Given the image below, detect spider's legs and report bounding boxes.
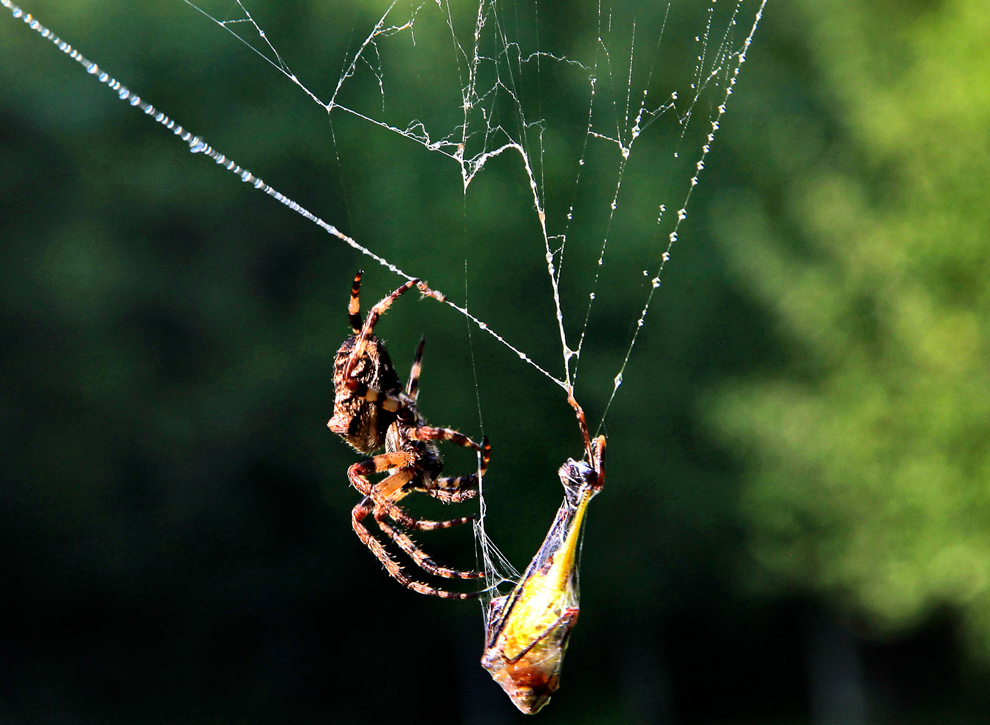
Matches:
[345,278,419,380]
[373,497,483,580]
[429,481,480,504]
[374,467,478,531]
[408,427,489,461]
[408,428,492,502]
[347,270,364,334]
[347,452,477,529]
[346,451,416,495]
[348,455,482,576]
[382,500,476,531]
[351,496,480,599]
[406,335,425,400]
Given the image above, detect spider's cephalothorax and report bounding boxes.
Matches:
[328,334,401,453]
[328,271,491,599]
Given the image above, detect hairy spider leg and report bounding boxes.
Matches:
[374,508,483,580]
[347,455,474,530]
[402,340,491,501]
[350,462,483,586]
[406,335,425,400]
[351,496,481,599]
[346,451,416,496]
[344,278,419,382]
[408,425,482,449]
[379,493,476,531]
[347,270,364,334]
[430,434,492,503]
[408,426,491,497]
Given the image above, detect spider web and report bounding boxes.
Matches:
[2,0,767,601]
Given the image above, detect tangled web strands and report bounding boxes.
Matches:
[2,0,767,590]
[181,0,768,412]
[3,0,766,402]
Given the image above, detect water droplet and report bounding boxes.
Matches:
[613,373,623,389]
[589,292,596,300]
[189,137,206,154]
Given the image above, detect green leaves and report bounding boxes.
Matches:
[710,0,990,653]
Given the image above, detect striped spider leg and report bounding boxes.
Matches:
[327,271,491,599]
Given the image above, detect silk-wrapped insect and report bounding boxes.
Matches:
[481,434,605,714]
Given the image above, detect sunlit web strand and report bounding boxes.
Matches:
[596,0,769,434]
[572,0,742,389]
[478,1,577,390]
[182,0,582,394]
[181,0,464,158]
[1,0,564,392]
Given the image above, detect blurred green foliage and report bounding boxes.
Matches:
[2,0,989,722]
[710,0,990,653]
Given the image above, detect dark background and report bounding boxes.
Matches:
[3,0,989,723]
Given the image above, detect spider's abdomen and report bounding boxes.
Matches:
[329,334,402,453]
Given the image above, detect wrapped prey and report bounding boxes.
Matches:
[481,435,605,714]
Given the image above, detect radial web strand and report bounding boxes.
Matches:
[3,0,769,596]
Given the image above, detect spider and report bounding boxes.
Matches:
[327,271,491,599]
